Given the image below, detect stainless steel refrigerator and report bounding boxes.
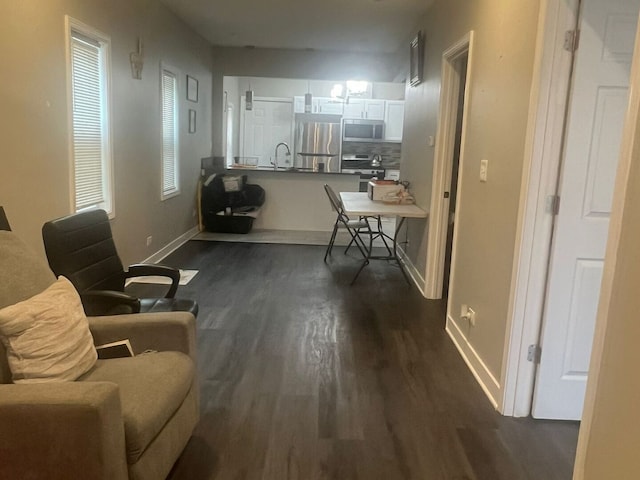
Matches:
[293,114,341,172]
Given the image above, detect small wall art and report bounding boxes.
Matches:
[410,31,424,87]
[187,75,198,102]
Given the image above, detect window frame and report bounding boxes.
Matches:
[65,16,114,217]
[160,63,181,200]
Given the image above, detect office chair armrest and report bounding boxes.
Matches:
[126,264,180,298]
[81,290,141,316]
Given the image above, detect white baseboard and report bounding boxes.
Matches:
[142,226,199,264]
[445,314,501,409]
[397,245,426,295]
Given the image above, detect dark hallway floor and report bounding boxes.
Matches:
[130,240,578,480]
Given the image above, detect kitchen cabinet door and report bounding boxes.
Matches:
[316,98,344,115]
[365,99,385,120]
[384,101,405,142]
[293,96,306,113]
[343,99,365,119]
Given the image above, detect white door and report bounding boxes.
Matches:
[532,0,639,420]
[242,99,293,168]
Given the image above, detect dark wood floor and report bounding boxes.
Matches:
[131,240,579,480]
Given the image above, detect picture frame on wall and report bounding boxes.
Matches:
[188,109,196,134]
[410,31,424,86]
[187,75,198,102]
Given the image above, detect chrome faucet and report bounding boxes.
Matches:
[272,142,291,170]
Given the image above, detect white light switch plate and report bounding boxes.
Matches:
[480,159,489,182]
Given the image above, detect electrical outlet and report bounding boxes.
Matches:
[461,304,477,326]
[146,236,153,247]
[467,307,477,326]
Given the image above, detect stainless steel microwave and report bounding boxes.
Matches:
[342,119,385,142]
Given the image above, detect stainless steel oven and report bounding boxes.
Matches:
[342,154,385,192]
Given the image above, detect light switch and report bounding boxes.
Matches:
[428,136,435,147]
[480,159,489,182]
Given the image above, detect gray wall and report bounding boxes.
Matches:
[398,0,541,378]
[1,0,213,263]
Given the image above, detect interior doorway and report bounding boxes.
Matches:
[425,32,474,300]
[442,54,468,298]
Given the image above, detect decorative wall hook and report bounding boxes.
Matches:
[130,37,144,80]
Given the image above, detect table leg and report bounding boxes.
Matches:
[393,216,411,286]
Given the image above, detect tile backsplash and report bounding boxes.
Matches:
[341,142,402,169]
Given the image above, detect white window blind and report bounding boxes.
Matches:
[161,69,179,197]
[70,31,111,212]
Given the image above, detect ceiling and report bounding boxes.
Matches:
[158,0,432,54]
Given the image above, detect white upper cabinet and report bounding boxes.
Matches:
[293,96,306,113]
[315,98,344,115]
[294,96,344,114]
[343,99,385,120]
[365,100,385,120]
[384,101,405,142]
[343,98,366,118]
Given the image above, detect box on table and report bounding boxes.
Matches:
[367,180,404,201]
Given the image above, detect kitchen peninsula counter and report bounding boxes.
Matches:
[226,166,354,175]
[221,167,360,232]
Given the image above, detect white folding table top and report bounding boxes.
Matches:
[340,192,428,218]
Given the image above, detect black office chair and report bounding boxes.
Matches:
[323,184,372,262]
[42,209,198,317]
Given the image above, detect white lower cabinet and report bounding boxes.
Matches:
[384,101,404,142]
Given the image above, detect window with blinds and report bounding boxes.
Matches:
[161,68,179,198]
[69,24,112,213]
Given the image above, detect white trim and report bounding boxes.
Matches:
[397,244,426,294]
[140,226,199,265]
[574,12,640,478]
[424,31,474,300]
[500,0,579,416]
[65,15,115,218]
[445,315,501,409]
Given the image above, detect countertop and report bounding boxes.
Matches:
[226,166,357,176]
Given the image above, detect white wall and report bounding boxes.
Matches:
[1,0,213,263]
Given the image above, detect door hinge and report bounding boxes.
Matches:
[545,195,560,215]
[564,30,580,52]
[527,344,542,364]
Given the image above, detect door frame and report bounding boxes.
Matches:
[499,0,581,416]
[424,31,475,299]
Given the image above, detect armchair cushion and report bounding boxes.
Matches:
[0,276,97,383]
[78,351,194,464]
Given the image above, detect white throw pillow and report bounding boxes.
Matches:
[0,276,97,383]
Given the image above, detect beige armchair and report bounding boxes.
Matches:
[0,220,199,480]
